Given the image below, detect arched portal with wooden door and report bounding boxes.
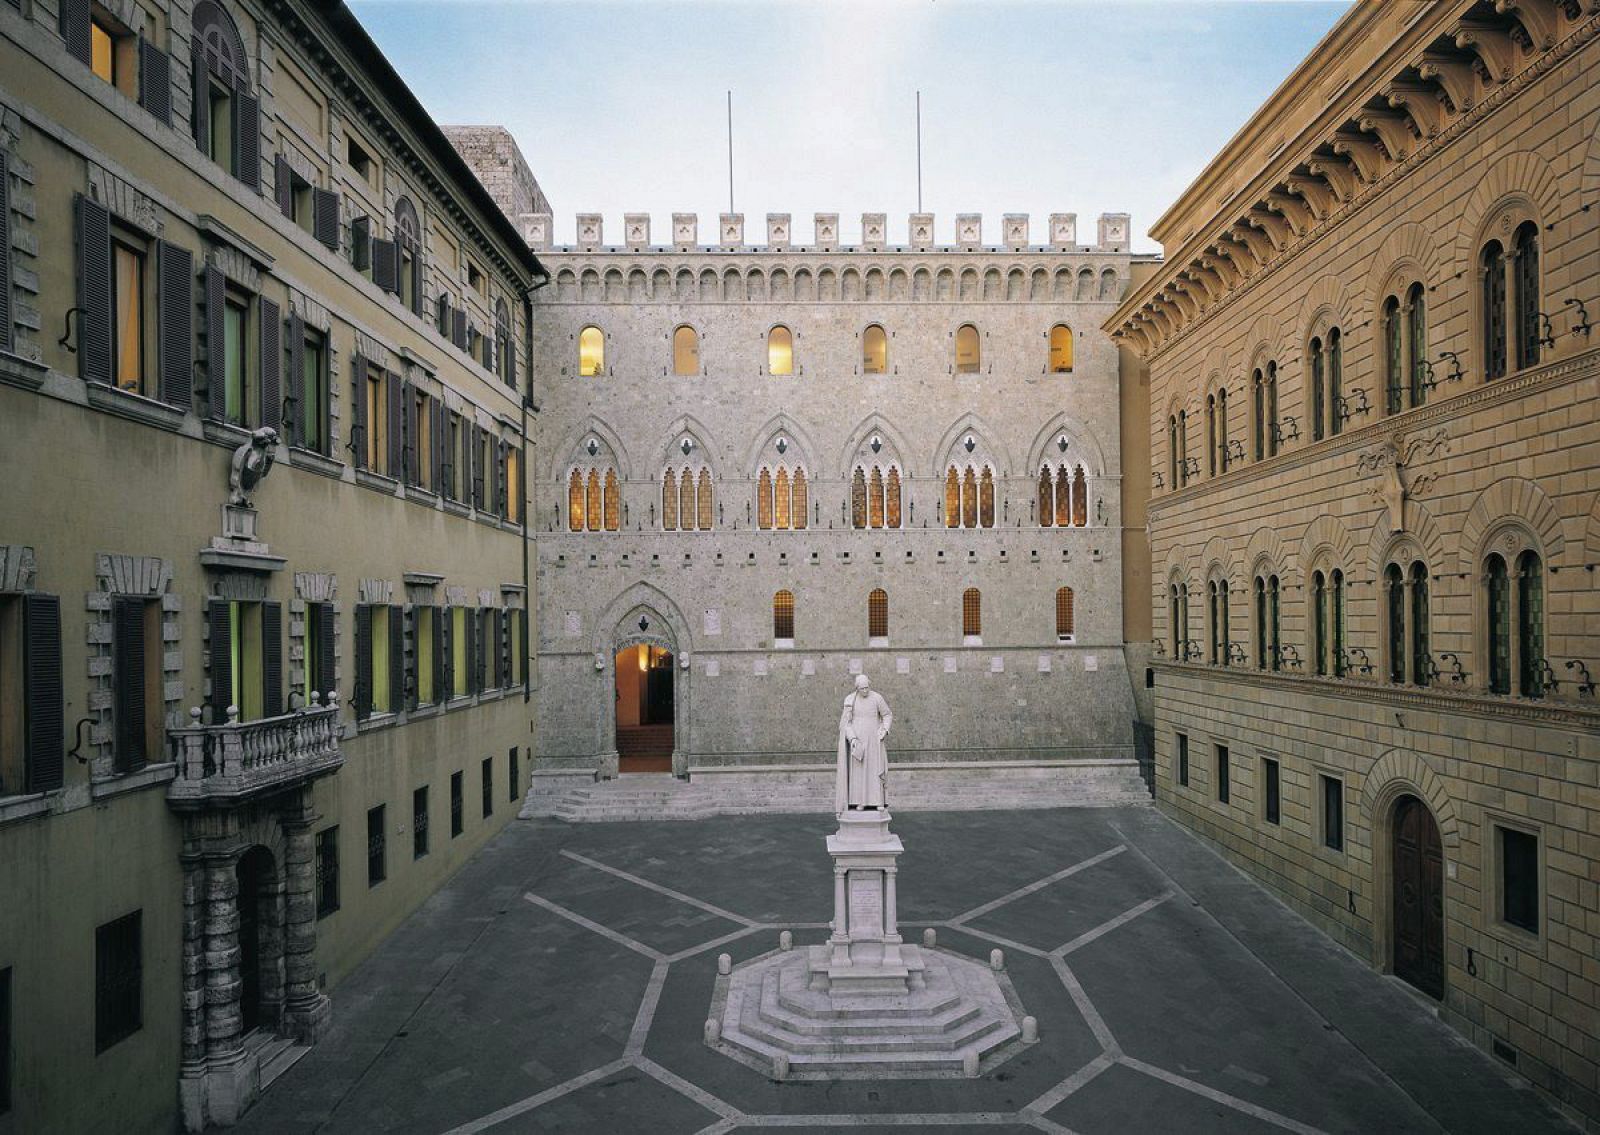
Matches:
[593,583,694,778]
[614,643,675,773]
[1391,794,1444,999]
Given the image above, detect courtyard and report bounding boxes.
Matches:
[233,806,1571,1134]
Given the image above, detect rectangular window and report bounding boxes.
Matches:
[94,910,142,1053]
[412,785,429,860]
[364,367,386,473]
[1262,758,1280,825]
[315,826,339,917]
[1500,826,1539,934]
[346,135,373,182]
[1215,744,1229,804]
[0,966,9,1116]
[509,610,525,687]
[481,756,493,819]
[219,599,268,723]
[90,18,115,84]
[305,602,335,704]
[446,414,462,501]
[509,746,519,803]
[111,239,146,394]
[369,605,391,715]
[366,804,386,886]
[301,328,328,454]
[506,447,521,523]
[415,606,436,706]
[1321,774,1343,852]
[223,292,249,425]
[450,770,464,836]
[207,80,233,173]
[450,608,469,698]
[110,596,161,773]
[1175,732,1188,787]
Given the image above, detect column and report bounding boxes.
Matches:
[1401,577,1416,685]
[884,867,898,939]
[281,801,332,1044]
[203,849,245,1063]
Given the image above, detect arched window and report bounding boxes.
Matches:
[672,325,699,376]
[868,589,888,640]
[1267,575,1280,671]
[1169,581,1190,658]
[1512,222,1541,373]
[1385,563,1405,683]
[664,469,679,530]
[962,466,978,529]
[1330,569,1346,677]
[792,469,808,530]
[1485,552,1510,694]
[757,468,773,529]
[1166,418,1178,490]
[191,1,253,182]
[1407,283,1428,410]
[495,298,513,384]
[1216,387,1229,472]
[1055,465,1072,527]
[1265,363,1278,456]
[568,469,584,531]
[1071,467,1087,527]
[1383,284,1429,416]
[1252,369,1265,461]
[394,197,422,315]
[1254,576,1268,669]
[1205,394,1217,478]
[1038,468,1053,525]
[1309,336,1326,441]
[944,467,960,528]
[697,469,713,530]
[869,468,886,529]
[767,325,793,375]
[1410,560,1429,688]
[1056,587,1075,642]
[1208,579,1227,665]
[1517,550,1544,698]
[955,324,980,374]
[1327,328,1343,436]
[862,325,888,374]
[774,468,791,530]
[1482,240,1507,381]
[773,590,795,642]
[979,468,995,529]
[1383,296,1404,415]
[962,588,982,638]
[852,468,868,529]
[678,468,693,531]
[885,468,901,529]
[1312,570,1327,676]
[585,469,601,531]
[1176,411,1188,484]
[603,469,620,531]
[1049,325,1074,373]
[578,326,604,377]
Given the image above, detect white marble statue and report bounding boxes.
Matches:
[835,673,892,812]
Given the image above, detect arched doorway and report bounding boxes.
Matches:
[1392,794,1444,999]
[235,846,277,1033]
[614,644,674,773]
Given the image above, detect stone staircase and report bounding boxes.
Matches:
[522,759,1149,823]
[243,1029,310,1091]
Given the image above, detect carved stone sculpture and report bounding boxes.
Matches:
[228,427,279,507]
[835,674,892,812]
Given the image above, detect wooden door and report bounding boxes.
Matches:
[1392,795,1444,999]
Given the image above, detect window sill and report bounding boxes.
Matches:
[355,711,401,733]
[409,703,443,720]
[201,419,254,448]
[477,689,505,702]
[406,486,441,508]
[963,635,983,647]
[868,637,889,649]
[84,382,186,431]
[0,349,50,392]
[289,446,345,480]
[90,761,176,800]
[1483,919,1544,959]
[0,792,54,828]
[443,500,471,518]
[774,639,795,650]
[355,469,400,495]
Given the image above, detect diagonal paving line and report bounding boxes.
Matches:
[561,849,760,926]
[1118,1056,1328,1135]
[1053,892,1174,957]
[1050,954,1120,1055]
[1021,1112,1085,1135]
[949,845,1126,924]
[667,923,768,963]
[737,1114,1023,1127]
[627,960,670,1056]
[1025,1050,1118,1115]
[523,891,664,960]
[692,1122,740,1135]
[942,924,1051,959]
[634,1055,745,1121]
[438,1056,633,1135]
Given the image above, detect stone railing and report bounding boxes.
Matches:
[166,695,343,808]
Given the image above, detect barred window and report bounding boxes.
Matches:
[1056,586,1075,641]
[315,825,339,918]
[868,589,888,639]
[944,467,960,528]
[604,469,620,531]
[663,469,679,529]
[852,468,868,529]
[697,469,713,530]
[962,588,981,637]
[773,590,795,641]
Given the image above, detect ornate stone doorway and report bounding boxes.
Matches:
[1391,794,1444,1000]
[235,845,280,1034]
[615,644,675,773]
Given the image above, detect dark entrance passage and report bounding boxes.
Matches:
[236,846,275,1033]
[1392,795,1444,999]
[615,644,674,773]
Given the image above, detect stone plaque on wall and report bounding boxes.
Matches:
[705,659,720,677]
[849,873,884,938]
[704,609,721,636]
[564,611,581,637]
[896,657,910,675]
[1084,655,1098,672]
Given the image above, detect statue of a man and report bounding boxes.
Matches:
[836,673,892,812]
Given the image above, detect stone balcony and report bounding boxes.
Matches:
[166,697,343,809]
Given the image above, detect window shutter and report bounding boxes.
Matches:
[59,0,91,65]
[234,91,260,191]
[483,335,495,373]
[274,155,293,219]
[388,606,404,712]
[312,188,339,252]
[203,265,225,420]
[371,238,399,294]
[476,611,488,692]
[436,294,451,337]
[262,600,283,717]
[137,39,172,126]
[353,605,372,720]
[471,427,485,508]
[350,356,367,470]
[208,600,232,720]
[285,310,304,446]
[451,309,467,350]
[23,593,64,792]
[156,241,193,411]
[430,400,444,493]
[0,151,12,353]
[498,441,509,518]
[464,610,478,695]
[74,194,112,386]
[386,370,402,477]
[111,597,147,771]
[432,605,446,701]
[440,607,454,697]
[507,336,517,389]
[258,295,281,430]
[190,46,210,152]
[315,604,335,699]
[497,610,509,688]
[350,216,370,271]
[399,382,413,484]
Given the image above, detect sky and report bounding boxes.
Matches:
[348,0,1352,253]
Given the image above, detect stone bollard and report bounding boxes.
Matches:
[779,930,793,951]
[1022,1016,1038,1043]
[704,1018,721,1044]
[717,953,732,975]
[923,928,937,948]
[773,1054,790,1080]
[989,948,1005,971]
[962,1050,980,1077]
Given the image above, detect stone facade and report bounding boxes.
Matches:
[441,124,552,248]
[522,213,1147,780]
[1106,0,1600,1124]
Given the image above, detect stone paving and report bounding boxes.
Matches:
[232,807,1575,1134]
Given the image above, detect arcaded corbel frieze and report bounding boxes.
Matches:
[1168,286,1200,320]
[1357,109,1416,163]
[1331,133,1387,183]
[1246,209,1290,253]
[1453,21,1518,83]
[1227,222,1272,266]
[1210,238,1253,280]
[1494,0,1556,50]
[1202,250,1241,289]
[1265,191,1313,237]
[1285,176,1335,222]
[1417,54,1476,113]
[1306,158,1358,204]
[1383,82,1448,139]
[1146,303,1176,337]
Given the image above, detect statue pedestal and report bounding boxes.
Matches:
[808,810,925,994]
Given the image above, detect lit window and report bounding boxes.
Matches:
[1049,324,1073,372]
[962,588,981,638]
[90,19,115,84]
[673,325,699,375]
[569,470,585,531]
[955,324,980,373]
[862,324,887,374]
[1056,587,1074,641]
[224,293,250,426]
[773,591,795,642]
[578,326,604,376]
[868,589,888,640]
[664,469,679,530]
[768,325,793,375]
[112,239,146,395]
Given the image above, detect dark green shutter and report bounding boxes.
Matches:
[430,400,444,491]
[156,241,193,410]
[111,597,146,772]
[371,238,398,293]
[273,155,293,218]
[439,607,454,698]
[258,295,280,430]
[431,606,446,702]
[470,427,485,508]
[23,593,64,792]
[262,600,282,717]
[234,91,260,191]
[203,265,225,420]
[285,311,304,446]
[353,605,372,719]
[190,46,210,152]
[386,371,402,477]
[350,216,370,272]
[75,194,112,386]
[464,610,478,695]
[399,382,413,484]
[137,39,172,126]
[312,188,339,251]
[451,309,467,350]
[0,151,11,353]
[207,600,232,721]
[314,604,335,699]
[350,356,367,470]
[402,607,417,710]
[388,606,404,713]
[60,0,91,65]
